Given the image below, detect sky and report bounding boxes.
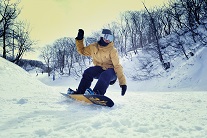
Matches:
[16,0,168,59]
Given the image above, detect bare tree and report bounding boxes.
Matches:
[158,8,173,36]
[180,0,204,26]
[12,21,34,64]
[0,0,20,59]
[142,3,170,70]
[64,37,76,75]
[53,38,66,74]
[40,45,53,76]
[127,11,146,53]
[117,12,129,55]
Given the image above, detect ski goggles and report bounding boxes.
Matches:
[101,34,113,42]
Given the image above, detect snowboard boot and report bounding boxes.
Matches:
[84,88,96,95]
[67,88,80,95]
[84,88,101,95]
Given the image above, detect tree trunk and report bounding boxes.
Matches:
[143,3,165,66]
[3,31,6,59]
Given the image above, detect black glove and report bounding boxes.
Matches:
[120,85,127,96]
[76,29,84,40]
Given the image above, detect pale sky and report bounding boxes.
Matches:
[17,0,168,59]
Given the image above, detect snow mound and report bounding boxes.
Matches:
[165,47,207,90]
[0,57,48,98]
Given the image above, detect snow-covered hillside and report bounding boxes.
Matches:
[121,47,207,92]
[0,45,207,138]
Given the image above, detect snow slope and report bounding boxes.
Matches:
[0,46,207,138]
[122,47,207,92]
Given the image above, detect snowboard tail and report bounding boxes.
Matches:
[60,93,114,107]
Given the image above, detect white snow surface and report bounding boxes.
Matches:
[0,48,207,138]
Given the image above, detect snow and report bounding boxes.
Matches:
[0,47,207,138]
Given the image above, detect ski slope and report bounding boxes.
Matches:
[0,47,207,138]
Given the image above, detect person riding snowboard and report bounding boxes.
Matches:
[68,29,127,96]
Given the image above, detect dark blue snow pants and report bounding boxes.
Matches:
[77,66,117,95]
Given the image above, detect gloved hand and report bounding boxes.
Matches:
[75,29,84,40]
[120,85,127,96]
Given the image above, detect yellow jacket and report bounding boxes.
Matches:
[76,39,126,85]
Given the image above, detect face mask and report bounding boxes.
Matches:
[98,37,109,46]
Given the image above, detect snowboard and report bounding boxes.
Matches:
[60,93,114,107]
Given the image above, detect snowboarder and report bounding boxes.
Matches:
[68,29,127,96]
